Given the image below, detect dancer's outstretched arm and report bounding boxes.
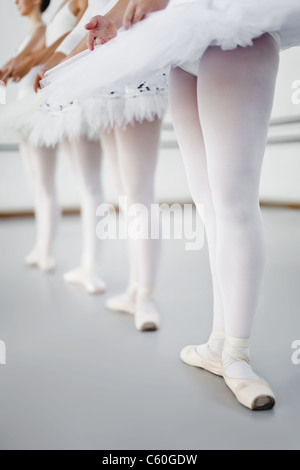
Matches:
[9,34,69,83]
[34,34,87,91]
[10,0,88,84]
[34,50,66,92]
[34,34,90,91]
[0,24,45,76]
[14,25,46,60]
[33,0,93,91]
[0,25,46,83]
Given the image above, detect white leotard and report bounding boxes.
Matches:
[46,0,77,47]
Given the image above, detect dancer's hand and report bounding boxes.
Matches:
[0,58,15,81]
[0,65,11,82]
[34,52,67,92]
[85,16,118,51]
[10,54,35,82]
[123,0,170,29]
[1,64,14,85]
[34,68,46,93]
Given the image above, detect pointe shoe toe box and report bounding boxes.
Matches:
[25,254,39,266]
[224,376,276,411]
[39,259,56,272]
[135,312,160,331]
[86,282,106,295]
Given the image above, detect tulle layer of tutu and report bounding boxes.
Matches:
[0,90,44,138]
[41,0,300,108]
[29,81,168,147]
[1,74,168,146]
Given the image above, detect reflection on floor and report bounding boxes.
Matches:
[0,207,299,450]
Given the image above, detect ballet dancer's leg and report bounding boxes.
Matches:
[195,36,279,409]
[63,137,106,294]
[20,139,58,271]
[101,129,140,288]
[114,118,162,330]
[172,35,279,408]
[101,130,139,314]
[100,131,124,195]
[20,139,42,266]
[196,35,279,381]
[169,68,225,370]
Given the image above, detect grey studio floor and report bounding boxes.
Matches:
[0,207,299,450]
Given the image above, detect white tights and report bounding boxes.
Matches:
[101,118,161,307]
[21,136,104,290]
[62,137,106,293]
[169,34,279,378]
[20,139,58,271]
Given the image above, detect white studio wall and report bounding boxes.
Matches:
[0,0,299,214]
[262,48,300,205]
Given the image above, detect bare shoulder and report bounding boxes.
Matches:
[76,0,88,10]
[70,0,88,15]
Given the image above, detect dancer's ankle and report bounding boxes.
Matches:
[208,325,225,357]
[195,326,224,362]
[222,335,259,380]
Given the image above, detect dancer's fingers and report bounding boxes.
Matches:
[86,16,102,50]
[87,31,97,51]
[1,69,11,84]
[123,3,136,30]
[132,7,147,25]
[34,73,40,93]
[95,37,105,46]
[85,16,100,31]
[34,70,44,93]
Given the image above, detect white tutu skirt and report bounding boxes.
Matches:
[40,0,300,111]
[29,72,168,147]
[0,65,43,138]
[0,90,44,139]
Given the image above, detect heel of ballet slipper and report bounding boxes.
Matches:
[180,345,223,377]
[223,375,276,411]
